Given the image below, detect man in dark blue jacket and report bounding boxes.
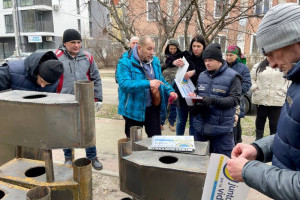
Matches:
[227,3,300,200]
[0,51,63,92]
[189,43,242,157]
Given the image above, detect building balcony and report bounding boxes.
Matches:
[20,0,52,7]
[22,21,54,33]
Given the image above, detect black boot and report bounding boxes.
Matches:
[255,130,264,141]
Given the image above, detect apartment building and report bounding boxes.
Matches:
[0,0,109,59]
[113,0,299,66]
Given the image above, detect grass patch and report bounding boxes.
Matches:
[101,73,115,78]
[97,104,271,137]
[241,115,270,137]
[96,103,123,120]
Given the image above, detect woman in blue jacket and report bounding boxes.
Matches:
[226,45,251,144]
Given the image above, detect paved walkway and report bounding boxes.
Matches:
[52,117,271,200]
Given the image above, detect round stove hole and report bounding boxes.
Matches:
[159,156,178,164]
[0,190,5,199]
[25,167,46,177]
[23,94,47,99]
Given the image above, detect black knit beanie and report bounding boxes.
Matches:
[202,43,223,62]
[63,29,82,43]
[38,60,64,83]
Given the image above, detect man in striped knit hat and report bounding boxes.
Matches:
[227,3,300,200]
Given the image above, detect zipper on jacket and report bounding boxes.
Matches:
[125,93,130,109]
[69,62,73,74]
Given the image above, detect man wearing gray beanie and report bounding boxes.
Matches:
[227,3,300,200]
[55,29,103,170]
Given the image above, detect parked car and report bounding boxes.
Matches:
[4,52,32,63]
[243,90,256,115]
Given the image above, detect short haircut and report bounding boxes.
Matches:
[130,36,139,43]
[138,35,154,47]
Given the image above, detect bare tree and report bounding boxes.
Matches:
[93,0,265,66]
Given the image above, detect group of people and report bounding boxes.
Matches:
[1,2,299,199]
[116,3,300,199]
[116,34,252,158]
[0,29,103,170]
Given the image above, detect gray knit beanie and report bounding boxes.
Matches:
[256,3,300,54]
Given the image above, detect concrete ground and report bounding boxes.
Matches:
[51,70,272,200]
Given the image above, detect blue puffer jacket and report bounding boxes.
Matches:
[229,60,251,117]
[191,63,238,136]
[116,49,174,122]
[272,61,300,170]
[0,51,59,92]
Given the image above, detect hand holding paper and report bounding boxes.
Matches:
[227,157,249,182]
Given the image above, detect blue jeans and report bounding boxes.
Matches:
[176,101,189,135]
[64,146,97,160]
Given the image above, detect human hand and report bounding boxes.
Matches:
[234,115,239,123]
[227,157,249,182]
[184,71,195,80]
[172,59,184,67]
[188,92,196,97]
[231,143,258,160]
[168,92,178,104]
[201,96,214,106]
[150,79,163,90]
[95,102,102,113]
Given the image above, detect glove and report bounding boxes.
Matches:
[168,95,176,104]
[201,96,214,107]
[190,97,214,116]
[95,102,103,113]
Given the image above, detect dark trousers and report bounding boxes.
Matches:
[233,118,242,144]
[256,105,282,134]
[196,132,235,158]
[124,105,161,138]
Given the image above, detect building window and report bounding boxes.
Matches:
[214,0,229,18]
[251,35,260,54]
[78,19,81,33]
[0,43,10,59]
[20,0,33,7]
[89,22,92,37]
[147,1,159,21]
[178,35,191,51]
[213,36,227,53]
[4,15,14,33]
[179,0,191,18]
[88,1,91,17]
[77,0,80,14]
[255,0,271,15]
[3,0,12,8]
[22,10,35,32]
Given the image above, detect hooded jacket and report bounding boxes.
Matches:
[55,45,103,101]
[0,51,60,92]
[162,39,182,84]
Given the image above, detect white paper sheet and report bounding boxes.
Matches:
[174,57,196,106]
